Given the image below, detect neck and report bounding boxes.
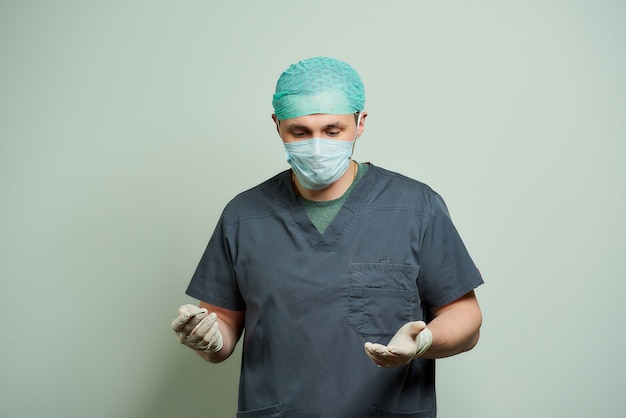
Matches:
[293,161,358,202]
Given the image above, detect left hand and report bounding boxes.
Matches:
[364,321,428,368]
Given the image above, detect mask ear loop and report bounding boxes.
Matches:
[354,111,363,140]
[351,112,363,162]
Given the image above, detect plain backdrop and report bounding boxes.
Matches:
[1,1,624,417]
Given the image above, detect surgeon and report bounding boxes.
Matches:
[171,56,483,417]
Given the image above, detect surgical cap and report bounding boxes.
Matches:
[272,57,365,120]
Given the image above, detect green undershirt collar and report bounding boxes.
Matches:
[299,162,369,234]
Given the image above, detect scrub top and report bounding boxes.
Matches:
[186,164,483,418]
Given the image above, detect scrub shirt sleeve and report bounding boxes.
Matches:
[186,212,245,311]
[417,193,483,309]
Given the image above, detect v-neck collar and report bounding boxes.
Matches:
[280,163,379,251]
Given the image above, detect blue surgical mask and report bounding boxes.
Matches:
[284,138,354,190]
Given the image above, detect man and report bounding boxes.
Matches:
[172,56,483,417]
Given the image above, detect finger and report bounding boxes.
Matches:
[382,358,406,368]
[200,322,223,352]
[172,311,207,334]
[365,353,389,368]
[202,321,219,344]
[364,343,397,367]
[181,328,204,346]
[178,304,200,315]
[387,345,413,356]
[171,313,191,332]
[364,342,391,356]
[178,330,195,344]
[191,312,218,336]
[363,348,384,366]
[171,305,205,332]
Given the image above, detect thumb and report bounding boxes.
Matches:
[178,304,199,315]
[406,321,427,339]
[387,321,428,356]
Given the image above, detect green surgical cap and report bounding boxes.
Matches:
[272,57,365,120]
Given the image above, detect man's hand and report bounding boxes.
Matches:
[364,321,432,368]
[171,304,223,353]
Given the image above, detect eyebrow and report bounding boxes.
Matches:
[283,121,348,131]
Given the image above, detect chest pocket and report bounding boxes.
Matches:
[348,262,418,342]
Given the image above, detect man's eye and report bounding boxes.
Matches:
[292,132,306,138]
[326,130,340,137]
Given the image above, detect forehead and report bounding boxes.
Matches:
[280,113,354,129]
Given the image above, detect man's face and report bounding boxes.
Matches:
[273,113,367,143]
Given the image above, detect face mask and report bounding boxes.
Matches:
[284,138,354,190]
[282,112,362,191]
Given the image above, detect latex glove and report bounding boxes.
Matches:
[364,321,432,368]
[171,304,223,353]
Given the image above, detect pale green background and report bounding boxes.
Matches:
[1,1,624,417]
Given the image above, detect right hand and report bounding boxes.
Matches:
[171,304,223,353]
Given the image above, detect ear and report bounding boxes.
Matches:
[271,114,281,136]
[356,111,368,138]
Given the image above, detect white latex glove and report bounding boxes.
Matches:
[364,321,432,368]
[171,304,223,353]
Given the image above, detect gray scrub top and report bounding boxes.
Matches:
[186,164,483,418]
